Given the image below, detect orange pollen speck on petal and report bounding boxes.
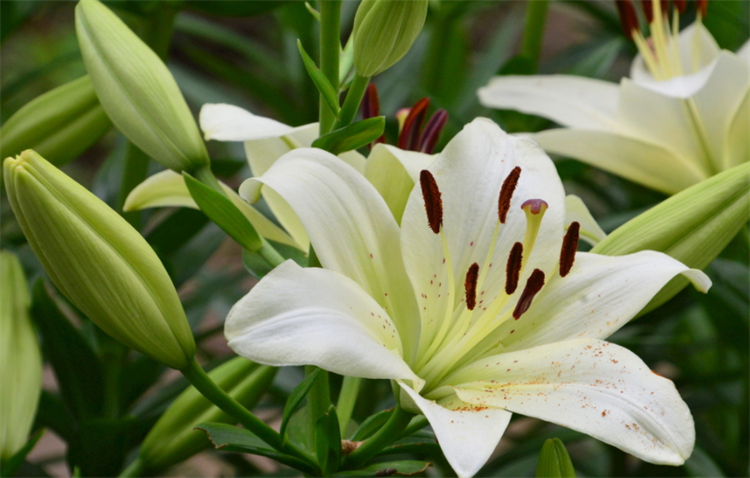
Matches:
[419,169,443,234]
[498,166,522,223]
[464,263,479,310]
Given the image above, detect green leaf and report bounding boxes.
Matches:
[313,117,385,155]
[0,429,44,478]
[298,40,340,116]
[185,1,285,17]
[183,172,262,252]
[281,368,321,439]
[30,280,105,420]
[146,208,210,257]
[196,423,315,473]
[316,405,342,475]
[334,460,430,476]
[351,408,393,441]
[535,438,576,478]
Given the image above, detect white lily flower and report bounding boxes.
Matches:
[225,119,710,477]
[478,14,749,195]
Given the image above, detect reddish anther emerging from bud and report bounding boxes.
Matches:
[505,242,523,295]
[616,0,639,38]
[398,98,430,150]
[464,263,479,310]
[696,0,708,17]
[362,84,380,119]
[559,222,580,277]
[419,169,443,234]
[513,269,545,319]
[498,167,522,223]
[420,109,449,154]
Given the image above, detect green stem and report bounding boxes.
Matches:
[194,165,224,194]
[181,358,307,459]
[344,406,414,469]
[258,239,286,268]
[520,0,549,72]
[118,458,144,478]
[319,0,342,134]
[400,415,429,438]
[336,376,361,436]
[142,3,180,61]
[333,74,370,129]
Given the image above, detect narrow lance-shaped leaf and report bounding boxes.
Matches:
[313,117,386,155]
[298,40,340,116]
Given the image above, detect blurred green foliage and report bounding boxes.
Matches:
[1,1,747,477]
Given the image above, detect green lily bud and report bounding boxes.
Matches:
[0,251,42,460]
[75,0,209,173]
[139,358,277,473]
[592,162,750,313]
[3,150,196,369]
[353,0,428,77]
[0,76,111,168]
[535,438,576,478]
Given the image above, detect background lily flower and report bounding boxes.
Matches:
[226,119,710,477]
[478,15,749,195]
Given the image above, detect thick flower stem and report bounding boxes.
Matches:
[336,376,362,436]
[319,0,342,134]
[520,0,549,72]
[181,358,310,464]
[305,364,331,433]
[343,406,414,469]
[334,74,370,129]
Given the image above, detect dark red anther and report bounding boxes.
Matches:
[464,263,479,310]
[673,0,686,12]
[498,167,522,224]
[696,0,708,17]
[397,98,430,151]
[641,0,654,23]
[419,170,443,234]
[420,109,448,154]
[559,222,580,277]
[512,269,545,319]
[616,0,639,39]
[362,84,380,119]
[505,242,523,295]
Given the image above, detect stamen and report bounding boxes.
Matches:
[397,98,430,151]
[673,0,686,12]
[362,84,380,119]
[513,269,545,319]
[559,222,580,277]
[505,242,523,295]
[642,0,654,23]
[616,0,639,39]
[464,263,479,310]
[420,109,448,154]
[696,0,707,17]
[419,170,443,234]
[497,167,522,223]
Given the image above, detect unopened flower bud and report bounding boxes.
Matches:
[4,150,196,369]
[139,358,276,473]
[353,0,428,77]
[592,162,750,312]
[0,76,111,168]
[0,251,42,460]
[76,0,209,173]
[535,438,576,478]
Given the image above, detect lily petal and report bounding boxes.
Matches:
[631,58,718,99]
[477,75,619,131]
[453,339,695,465]
[365,144,435,223]
[724,88,749,170]
[401,119,565,350]
[564,195,606,246]
[493,251,710,352]
[226,261,420,385]
[239,148,420,359]
[123,170,301,249]
[200,103,297,141]
[531,128,706,194]
[398,381,512,478]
